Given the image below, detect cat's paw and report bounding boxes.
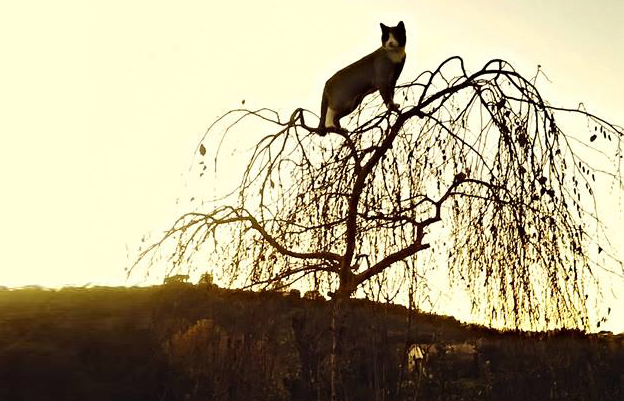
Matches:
[387,102,400,112]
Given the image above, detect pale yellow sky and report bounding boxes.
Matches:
[1,0,622,331]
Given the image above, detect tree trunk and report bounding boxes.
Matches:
[330,295,344,401]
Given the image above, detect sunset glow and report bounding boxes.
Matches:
[1,0,622,332]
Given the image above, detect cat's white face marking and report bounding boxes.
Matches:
[384,32,399,50]
[384,32,405,63]
[325,107,337,128]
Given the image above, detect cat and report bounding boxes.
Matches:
[318,21,406,135]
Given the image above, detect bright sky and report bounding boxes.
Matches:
[1,0,623,331]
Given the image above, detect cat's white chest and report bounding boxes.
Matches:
[387,48,405,63]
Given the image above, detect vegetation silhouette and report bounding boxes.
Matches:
[0,285,622,400]
[130,56,623,399]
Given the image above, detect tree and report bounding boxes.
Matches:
[131,57,623,399]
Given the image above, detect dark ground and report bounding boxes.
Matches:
[0,284,622,400]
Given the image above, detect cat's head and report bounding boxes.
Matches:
[380,21,406,50]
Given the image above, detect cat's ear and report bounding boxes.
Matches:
[398,21,405,29]
[380,23,388,31]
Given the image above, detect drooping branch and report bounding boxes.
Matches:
[134,56,623,329]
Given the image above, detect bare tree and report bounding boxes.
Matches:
[131,56,623,399]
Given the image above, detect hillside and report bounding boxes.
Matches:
[0,284,622,400]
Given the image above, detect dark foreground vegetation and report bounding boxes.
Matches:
[0,284,622,401]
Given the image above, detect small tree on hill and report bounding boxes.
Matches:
[131,57,623,399]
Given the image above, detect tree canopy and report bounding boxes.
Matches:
[131,57,623,330]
